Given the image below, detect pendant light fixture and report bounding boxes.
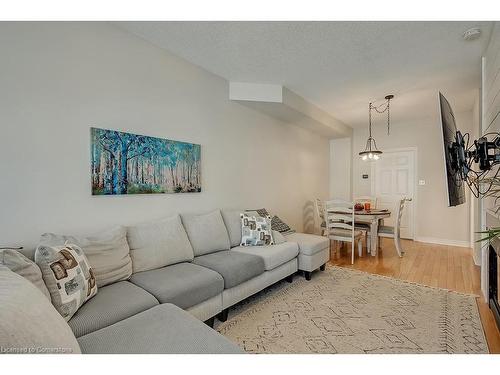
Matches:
[359,94,394,161]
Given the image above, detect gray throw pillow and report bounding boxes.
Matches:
[0,248,51,300]
[127,214,194,273]
[40,227,132,288]
[181,210,231,256]
[271,215,295,234]
[221,209,245,248]
[246,208,271,217]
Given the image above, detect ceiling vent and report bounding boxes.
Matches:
[463,28,482,41]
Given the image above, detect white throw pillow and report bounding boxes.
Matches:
[35,243,98,321]
[240,213,274,246]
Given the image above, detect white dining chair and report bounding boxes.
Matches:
[325,199,363,264]
[355,195,384,234]
[315,198,327,236]
[377,197,411,257]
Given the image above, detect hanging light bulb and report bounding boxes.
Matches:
[373,154,379,160]
[368,153,373,159]
[362,155,368,161]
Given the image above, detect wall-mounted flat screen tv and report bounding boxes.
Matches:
[439,92,465,207]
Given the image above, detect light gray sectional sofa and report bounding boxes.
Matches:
[0,208,330,354]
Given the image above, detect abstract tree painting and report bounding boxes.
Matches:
[91,127,201,195]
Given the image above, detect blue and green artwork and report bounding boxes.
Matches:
[91,127,201,195]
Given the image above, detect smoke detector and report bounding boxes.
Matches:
[463,28,482,41]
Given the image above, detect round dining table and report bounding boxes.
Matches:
[353,209,391,256]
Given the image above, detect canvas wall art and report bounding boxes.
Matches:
[91,127,201,195]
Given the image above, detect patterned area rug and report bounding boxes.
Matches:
[215,266,489,353]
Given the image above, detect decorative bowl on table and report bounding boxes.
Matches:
[354,203,364,211]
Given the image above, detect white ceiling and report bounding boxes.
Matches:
[117,21,494,129]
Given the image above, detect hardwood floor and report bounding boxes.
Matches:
[329,238,500,353]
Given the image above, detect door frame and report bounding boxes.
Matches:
[370,147,418,240]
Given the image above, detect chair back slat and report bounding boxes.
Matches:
[328,213,353,222]
[327,222,353,231]
[325,200,352,210]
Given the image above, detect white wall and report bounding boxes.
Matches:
[352,109,474,246]
[471,89,481,264]
[0,22,329,249]
[329,137,352,201]
[481,22,500,299]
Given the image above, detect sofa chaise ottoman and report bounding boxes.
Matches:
[284,232,330,280]
[77,303,243,354]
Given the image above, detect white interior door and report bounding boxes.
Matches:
[372,150,415,239]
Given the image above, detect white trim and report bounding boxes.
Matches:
[480,56,488,302]
[415,236,471,248]
[370,147,418,241]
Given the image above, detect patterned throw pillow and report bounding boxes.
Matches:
[246,208,271,217]
[240,213,274,246]
[35,243,97,321]
[271,215,295,234]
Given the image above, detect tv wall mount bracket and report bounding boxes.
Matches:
[451,130,500,197]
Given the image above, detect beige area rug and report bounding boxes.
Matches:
[215,266,489,354]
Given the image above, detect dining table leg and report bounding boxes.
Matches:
[370,219,379,256]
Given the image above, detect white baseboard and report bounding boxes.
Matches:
[414,236,471,248]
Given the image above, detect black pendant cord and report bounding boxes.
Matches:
[363,102,377,153]
[369,102,373,140]
[359,94,393,159]
[370,95,393,135]
[387,99,390,135]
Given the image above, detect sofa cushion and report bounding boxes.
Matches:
[0,266,81,354]
[127,214,194,273]
[231,242,299,271]
[0,248,51,299]
[40,226,132,288]
[68,281,158,337]
[284,232,330,255]
[193,251,265,289]
[181,210,231,256]
[35,243,98,321]
[221,209,244,248]
[129,262,224,309]
[77,304,243,354]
